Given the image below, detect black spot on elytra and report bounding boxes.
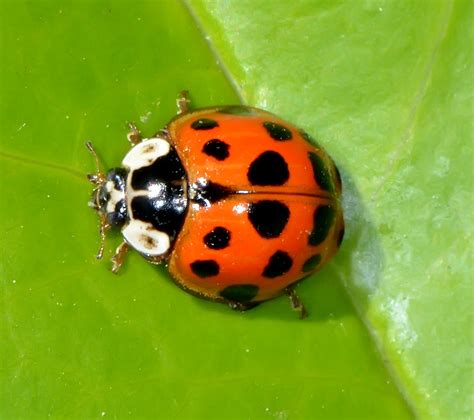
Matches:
[192,180,233,206]
[204,227,231,250]
[218,105,256,116]
[334,164,342,190]
[263,121,292,141]
[302,254,322,273]
[191,118,219,130]
[337,225,345,247]
[262,251,293,278]
[219,284,259,302]
[308,152,334,193]
[308,205,336,246]
[202,139,230,161]
[248,200,290,239]
[247,151,289,186]
[190,260,220,278]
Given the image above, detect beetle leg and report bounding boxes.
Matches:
[126,122,142,145]
[111,241,130,274]
[228,301,260,312]
[177,90,191,114]
[285,288,308,319]
[153,128,171,140]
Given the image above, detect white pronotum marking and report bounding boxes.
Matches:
[122,220,170,256]
[122,138,170,170]
[105,180,125,213]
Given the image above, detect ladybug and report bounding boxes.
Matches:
[87,91,344,318]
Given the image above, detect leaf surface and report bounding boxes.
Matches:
[2,0,469,418]
[188,0,474,418]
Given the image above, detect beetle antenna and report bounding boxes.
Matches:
[97,214,111,260]
[85,141,105,185]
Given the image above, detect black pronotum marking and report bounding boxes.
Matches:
[308,205,336,246]
[190,260,220,278]
[308,152,334,193]
[108,199,127,226]
[131,194,187,240]
[107,167,127,190]
[263,121,292,141]
[131,149,185,191]
[204,227,231,250]
[247,151,289,186]
[262,251,293,278]
[302,254,322,273]
[218,105,256,116]
[191,118,219,130]
[219,284,259,302]
[248,200,290,239]
[202,139,230,161]
[130,148,187,242]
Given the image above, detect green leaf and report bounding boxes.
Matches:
[1,0,470,419]
[189,0,474,418]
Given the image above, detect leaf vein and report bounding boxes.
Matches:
[371,0,455,202]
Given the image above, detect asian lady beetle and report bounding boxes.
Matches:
[87,92,344,318]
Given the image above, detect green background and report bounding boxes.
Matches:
[1,0,472,419]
